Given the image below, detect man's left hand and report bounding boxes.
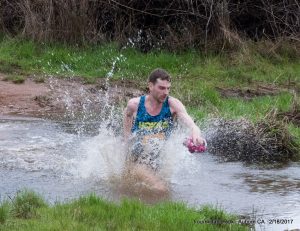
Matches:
[191,128,206,146]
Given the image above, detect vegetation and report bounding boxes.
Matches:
[0,190,249,231]
[11,190,47,219]
[0,36,298,157]
[0,1,299,51]
[3,74,25,83]
[0,36,298,112]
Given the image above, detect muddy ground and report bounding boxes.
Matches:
[216,85,281,100]
[0,73,143,118]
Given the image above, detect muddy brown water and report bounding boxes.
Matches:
[0,115,299,230]
[1,74,299,230]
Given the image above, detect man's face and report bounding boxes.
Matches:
[148,78,171,103]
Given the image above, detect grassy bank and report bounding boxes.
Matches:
[0,37,300,117]
[0,190,249,231]
[0,36,299,146]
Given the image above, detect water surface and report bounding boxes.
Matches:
[0,115,299,230]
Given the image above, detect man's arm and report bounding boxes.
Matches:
[169,97,205,145]
[123,98,138,141]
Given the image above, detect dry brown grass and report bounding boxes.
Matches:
[206,109,300,164]
[0,0,299,51]
[255,109,299,161]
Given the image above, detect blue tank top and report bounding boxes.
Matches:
[131,95,174,140]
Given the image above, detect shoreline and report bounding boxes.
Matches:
[0,73,142,119]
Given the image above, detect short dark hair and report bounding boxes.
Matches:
[148,68,171,84]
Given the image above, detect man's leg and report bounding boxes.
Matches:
[129,163,168,194]
[121,162,169,199]
[123,138,169,197]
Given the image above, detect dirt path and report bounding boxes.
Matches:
[0,73,142,118]
[0,74,51,116]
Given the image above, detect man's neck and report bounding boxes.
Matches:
[145,95,164,116]
[146,94,163,108]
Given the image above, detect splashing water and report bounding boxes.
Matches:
[43,55,130,181]
[46,55,125,136]
[1,56,300,230]
[1,110,300,231]
[2,112,299,230]
[73,125,126,179]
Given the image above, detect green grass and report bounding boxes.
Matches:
[218,92,294,120]
[0,36,298,85]
[0,37,197,79]
[0,190,248,231]
[11,189,47,219]
[0,36,299,144]
[187,92,294,121]
[289,124,300,150]
[3,74,26,84]
[0,202,10,224]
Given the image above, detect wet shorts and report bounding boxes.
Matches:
[127,135,165,171]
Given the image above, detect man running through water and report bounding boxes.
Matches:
[123,68,205,194]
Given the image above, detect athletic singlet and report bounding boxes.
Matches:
[131,95,174,143]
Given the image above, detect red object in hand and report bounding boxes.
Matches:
[184,138,207,153]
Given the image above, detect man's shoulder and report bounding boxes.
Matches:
[168,96,182,106]
[168,96,185,113]
[127,96,141,110]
